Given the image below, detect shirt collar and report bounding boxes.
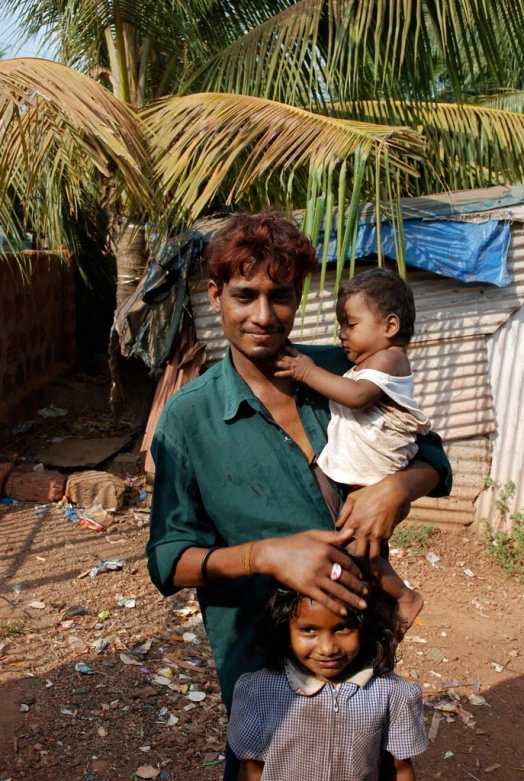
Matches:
[221,346,263,421]
[284,658,374,696]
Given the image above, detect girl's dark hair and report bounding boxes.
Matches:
[339,268,416,343]
[257,559,399,677]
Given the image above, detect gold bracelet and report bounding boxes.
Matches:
[240,541,255,576]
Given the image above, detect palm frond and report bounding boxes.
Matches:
[185,0,524,108]
[0,58,152,254]
[143,92,424,227]
[333,97,524,192]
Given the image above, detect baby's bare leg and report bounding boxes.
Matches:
[378,557,424,635]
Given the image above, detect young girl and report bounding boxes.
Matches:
[274,268,431,631]
[228,573,427,780]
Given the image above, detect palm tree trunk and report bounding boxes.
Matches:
[114,221,147,308]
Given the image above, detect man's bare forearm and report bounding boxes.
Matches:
[173,543,258,588]
[387,458,440,509]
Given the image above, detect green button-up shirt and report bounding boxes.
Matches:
[147,344,451,709]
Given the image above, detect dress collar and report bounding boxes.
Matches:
[284,658,374,696]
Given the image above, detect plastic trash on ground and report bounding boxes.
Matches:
[89,559,125,578]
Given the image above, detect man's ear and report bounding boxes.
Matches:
[208,279,222,313]
[384,313,401,338]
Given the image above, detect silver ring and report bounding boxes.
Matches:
[330,562,342,581]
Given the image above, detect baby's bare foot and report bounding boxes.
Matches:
[395,589,424,638]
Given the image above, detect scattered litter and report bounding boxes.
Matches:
[12,584,21,594]
[33,463,45,472]
[64,504,79,523]
[139,746,151,752]
[440,680,480,691]
[78,514,104,532]
[444,751,454,759]
[428,712,441,742]
[20,704,30,712]
[33,503,50,514]
[133,640,152,656]
[90,559,125,578]
[136,765,160,779]
[105,534,128,544]
[118,598,136,609]
[167,714,179,726]
[152,675,173,686]
[429,670,442,678]
[182,632,197,643]
[156,667,173,679]
[426,647,447,663]
[45,680,53,688]
[139,488,147,502]
[441,632,447,637]
[425,552,440,565]
[464,568,475,578]
[404,635,427,644]
[98,727,108,737]
[458,706,476,728]
[98,610,111,620]
[1,497,18,505]
[403,579,412,589]
[433,701,459,713]
[75,663,94,675]
[38,404,68,417]
[66,605,88,617]
[485,765,501,773]
[468,694,489,706]
[68,635,88,653]
[94,638,108,654]
[414,617,424,627]
[12,419,34,435]
[491,661,504,673]
[60,708,76,716]
[187,691,206,702]
[120,653,142,666]
[29,601,46,610]
[35,555,46,562]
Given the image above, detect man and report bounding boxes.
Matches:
[147,212,451,775]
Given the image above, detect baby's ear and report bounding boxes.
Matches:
[385,313,401,337]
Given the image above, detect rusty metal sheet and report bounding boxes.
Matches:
[32,436,131,469]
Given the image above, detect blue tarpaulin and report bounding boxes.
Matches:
[318,218,512,287]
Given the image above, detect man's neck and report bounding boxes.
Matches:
[230,346,295,398]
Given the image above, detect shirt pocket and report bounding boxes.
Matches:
[348,728,382,777]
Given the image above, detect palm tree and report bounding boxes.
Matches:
[4,0,524,304]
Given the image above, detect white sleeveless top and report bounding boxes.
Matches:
[317,366,431,486]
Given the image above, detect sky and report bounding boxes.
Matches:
[1,8,57,59]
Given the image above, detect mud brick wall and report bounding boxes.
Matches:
[0,252,76,399]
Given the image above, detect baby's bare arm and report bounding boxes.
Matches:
[274,348,382,409]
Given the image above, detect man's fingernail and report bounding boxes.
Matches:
[359,600,367,609]
[340,607,348,616]
[361,586,369,595]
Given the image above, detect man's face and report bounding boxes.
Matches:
[208,266,300,363]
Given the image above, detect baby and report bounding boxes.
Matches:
[275,268,430,631]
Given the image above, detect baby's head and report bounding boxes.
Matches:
[258,566,398,680]
[337,268,416,364]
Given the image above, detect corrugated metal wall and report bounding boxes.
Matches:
[475,302,524,529]
[189,223,524,530]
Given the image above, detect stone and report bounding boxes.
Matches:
[5,469,65,502]
[0,462,13,494]
[65,471,125,510]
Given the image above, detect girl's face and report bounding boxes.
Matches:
[289,599,361,681]
[336,291,393,365]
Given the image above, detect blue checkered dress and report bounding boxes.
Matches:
[227,664,427,781]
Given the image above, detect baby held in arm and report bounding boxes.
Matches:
[275,268,431,633]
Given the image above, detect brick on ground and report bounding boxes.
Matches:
[65,470,125,510]
[5,469,66,502]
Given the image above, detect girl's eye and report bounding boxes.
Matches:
[299,626,316,635]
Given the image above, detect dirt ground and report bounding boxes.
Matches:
[0,378,523,781]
